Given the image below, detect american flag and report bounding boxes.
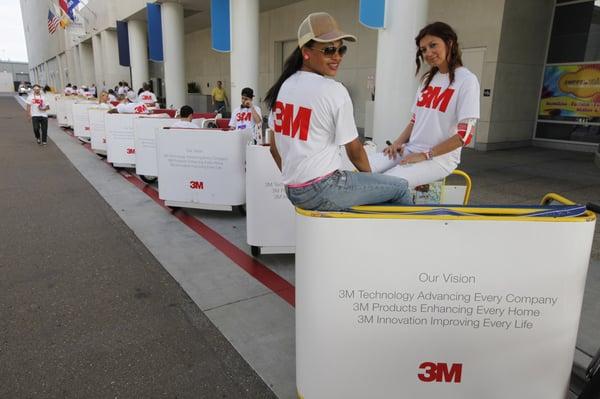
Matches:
[47,9,60,34]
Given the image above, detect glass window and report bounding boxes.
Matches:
[536,122,600,143]
[547,1,599,63]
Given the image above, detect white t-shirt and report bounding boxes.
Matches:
[64,87,74,95]
[108,94,117,102]
[26,93,48,117]
[117,86,127,96]
[229,105,261,130]
[138,91,157,106]
[269,71,358,185]
[116,102,149,114]
[408,66,480,170]
[171,120,199,128]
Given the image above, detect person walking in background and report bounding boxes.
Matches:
[25,84,50,146]
[211,80,228,113]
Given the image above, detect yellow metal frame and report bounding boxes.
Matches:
[296,193,595,223]
[447,169,472,205]
[540,192,575,206]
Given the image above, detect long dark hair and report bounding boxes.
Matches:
[264,40,313,111]
[415,22,462,89]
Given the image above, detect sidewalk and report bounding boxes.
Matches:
[0,95,277,398]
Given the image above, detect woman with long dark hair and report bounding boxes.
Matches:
[368,22,480,188]
[266,12,412,211]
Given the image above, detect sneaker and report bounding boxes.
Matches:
[36,139,41,144]
[41,142,47,146]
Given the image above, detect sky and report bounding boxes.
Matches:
[0,0,28,62]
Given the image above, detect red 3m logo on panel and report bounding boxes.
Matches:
[236,112,252,122]
[418,362,462,383]
[273,101,311,141]
[126,148,135,154]
[189,181,204,190]
[416,86,455,112]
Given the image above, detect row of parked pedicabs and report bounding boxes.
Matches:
[48,94,298,256]
[47,94,471,256]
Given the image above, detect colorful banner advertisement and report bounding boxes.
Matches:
[539,64,600,119]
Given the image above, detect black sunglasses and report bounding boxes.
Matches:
[312,44,348,57]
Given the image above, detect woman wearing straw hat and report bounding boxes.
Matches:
[265,12,412,211]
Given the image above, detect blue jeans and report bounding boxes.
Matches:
[285,170,412,211]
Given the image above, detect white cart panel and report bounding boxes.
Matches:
[296,208,595,399]
[45,94,58,117]
[246,145,295,253]
[89,108,109,154]
[73,102,97,139]
[105,113,138,167]
[134,116,174,177]
[157,128,250,208]
[56,96,76,127]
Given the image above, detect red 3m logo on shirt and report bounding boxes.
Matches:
[141,94,153,101]
[273,101,311,141]
[189,180,204,190]
[416,86,455,112]
[236,112,252,122]
[418,362,462,383]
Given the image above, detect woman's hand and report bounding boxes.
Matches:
[383,142,404,159]
[400,152,427,165]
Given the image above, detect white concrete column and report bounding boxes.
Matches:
[127,20,150,92]
[57,54,65,89]
[65,49,74,84]
[73,45,82,86]
[79,42,95,87]
[91,34,105,90]
[100,29,130,90]
[44,61,49,86]
[372,0,428,147]
[161,2,186,108]
[230,0,259,102]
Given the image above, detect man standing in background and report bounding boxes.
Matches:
[25,84,50,146]
[211,80,229,114]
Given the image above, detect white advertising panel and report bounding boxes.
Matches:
[296,211,595,399]
[73,102,96,138]
[45,94,57,117]
[89,108,109,154]
[134,116,175,177]
[56,96,76,127]
[245,145,295,253]
[105,113,138,167]
[157,128,250,207]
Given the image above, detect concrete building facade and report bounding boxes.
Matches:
[19,0,600,152]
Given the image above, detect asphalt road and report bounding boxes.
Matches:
[0,95,277,398]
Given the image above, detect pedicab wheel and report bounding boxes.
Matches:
[140,175,157,184]
[236,205,246,216]
[251,246,261,257]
